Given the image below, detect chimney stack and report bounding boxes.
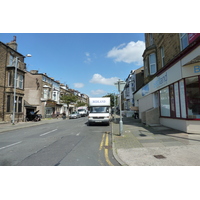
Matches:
[6,36,18,51]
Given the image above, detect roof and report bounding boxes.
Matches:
[183,55,200,66]
[0,41,24,57]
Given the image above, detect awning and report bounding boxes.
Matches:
[183,55,200,67]
[24,100,36,108]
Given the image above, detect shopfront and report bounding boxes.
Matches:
[134,48,200,133]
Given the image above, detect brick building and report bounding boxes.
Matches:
[0,38,27,122]
[134,33,200,133]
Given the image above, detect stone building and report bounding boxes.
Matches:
[0,38,27,122]
[24,70,63,118]
[134,33,200,133]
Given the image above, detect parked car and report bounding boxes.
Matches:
[69,111,81,119]
[26,110,42,122]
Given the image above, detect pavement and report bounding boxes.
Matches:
[112,116,200,166]
[1,117,200,166]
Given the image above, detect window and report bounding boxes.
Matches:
[149,53,157,75]
[16,74,24,89]
[144,57,149,77]
[8,72,12,86]
[160,87,170,117]
[9,54,14,65]
[160,47,165,67]
[149,33,153,45]
[18,97,23,112]
[169,84,176,117]
[43,88,48,99]
[180,33,189,50]
[174,82,181,118]
[185,76,200,119]
[179,80,186,118]
[6,95,11,112]
[52,91,57,101]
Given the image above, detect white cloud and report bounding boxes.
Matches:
[74,83,84,88]
[90,74,119,85]
[107,40,145,65]
[91,89,106,95]
[84,52,92,63]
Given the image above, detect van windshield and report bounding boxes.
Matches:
[78,109,85,112]
[90,106,109,113]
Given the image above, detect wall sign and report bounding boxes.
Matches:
[194,65,200,73]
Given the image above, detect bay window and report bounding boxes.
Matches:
[149,53,157,75]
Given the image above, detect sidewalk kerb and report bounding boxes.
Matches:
[111,121,128,166]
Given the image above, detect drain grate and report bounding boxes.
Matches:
[153,155,166,159]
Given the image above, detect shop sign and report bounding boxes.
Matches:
[142,84,149,96]
[194,65,200,73]
[188,33,200,44]
[46,100,56,107]
[153,72,168,89]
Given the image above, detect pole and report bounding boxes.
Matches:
[12,57,18,125]
[114,93,116,123]
[118,80,123,136]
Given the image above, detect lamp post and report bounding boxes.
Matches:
[114,79,126,136]
[12,54,31,125]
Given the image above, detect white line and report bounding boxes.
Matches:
[40,129,57,136]
[0,141,22,150]
[76,132,80,136]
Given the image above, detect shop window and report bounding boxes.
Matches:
[179,80,187,118]
[174,82,181,118]
[160,87,170,117]
[169,84,176,118]
[185,76,200,119]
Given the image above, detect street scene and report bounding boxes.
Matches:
[0,33,200,167]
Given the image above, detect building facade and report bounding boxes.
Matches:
[24,70,66,118]
[134,33,200,133]
[0,39,27,122]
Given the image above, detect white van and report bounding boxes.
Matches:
[88,97,111,126]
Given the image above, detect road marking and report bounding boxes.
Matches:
[99,133,105,150]
[104,133,114,166]
[76,132,80,136]
[0,141,22,150]
[40,129,57,136]
[99,133,114,166]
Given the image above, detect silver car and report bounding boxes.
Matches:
[69,111,81,119]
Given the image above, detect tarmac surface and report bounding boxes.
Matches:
[112,116,200,166]
[1,117,200,166]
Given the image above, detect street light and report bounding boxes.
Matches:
[114,79,126,136]
[12,54,32,125]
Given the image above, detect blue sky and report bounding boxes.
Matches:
[0,33,145,97]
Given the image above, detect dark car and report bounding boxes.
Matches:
[26,110,42,122]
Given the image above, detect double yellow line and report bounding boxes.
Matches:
[99,132,114,166]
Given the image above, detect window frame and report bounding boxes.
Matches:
[149,53,157,75]
[180,33,189,50]
[160,46,165,67]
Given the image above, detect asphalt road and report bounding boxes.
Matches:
[0,117,120,166]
